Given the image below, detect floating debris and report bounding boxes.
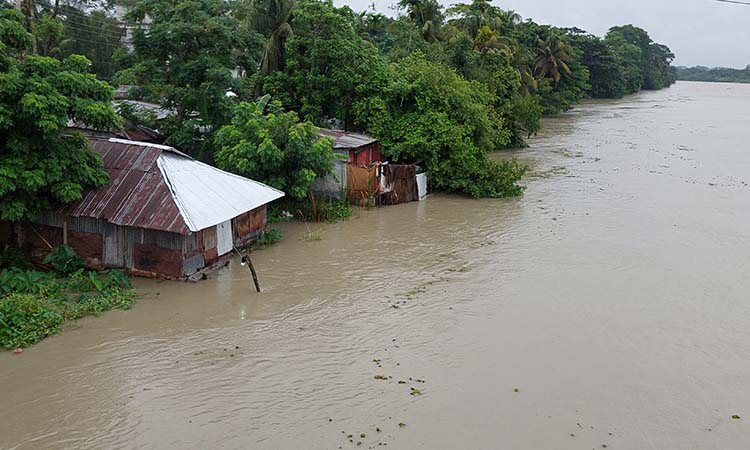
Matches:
[398,422,406,428]
[732,415,741,420]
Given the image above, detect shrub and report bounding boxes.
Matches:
[296,197,353,223]
[0,294,64,349]
[255,228,282,248]
[43,245,86,275]
[0,246,34,271]
[0,248,136,349]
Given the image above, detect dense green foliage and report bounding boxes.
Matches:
[214,96,336,200]
[355,52,527,197]
[255,227,282,247]
[113,0,246,157]
[676,65,750,84]
[604,25,676,92]
[0,9,119,221]
[0,247,135,349]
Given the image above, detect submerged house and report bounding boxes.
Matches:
[14,137,284,279]
[318,129,381,166]
[312,130,381,200]
[311,129,429,204]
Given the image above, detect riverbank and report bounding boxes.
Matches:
[2,81,750,450]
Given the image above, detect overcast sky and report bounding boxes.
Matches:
[334,0,750,68]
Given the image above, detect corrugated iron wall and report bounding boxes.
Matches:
[24,213,186,278]
[22,206,269,278]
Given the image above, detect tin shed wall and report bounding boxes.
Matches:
[352,142,381,166]
[22,213,187,278]
[233,205,267,246]
[310,158,347,200]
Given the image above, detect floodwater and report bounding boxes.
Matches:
[2,81,750,450]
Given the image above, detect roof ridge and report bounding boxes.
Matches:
[107,138,192,159]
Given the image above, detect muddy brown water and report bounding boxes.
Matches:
[2,81,750,450]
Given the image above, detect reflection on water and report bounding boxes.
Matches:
[2,81,750,450]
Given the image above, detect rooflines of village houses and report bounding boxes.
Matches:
[56,137,284,235]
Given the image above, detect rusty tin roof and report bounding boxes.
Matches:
[318,129,377,150]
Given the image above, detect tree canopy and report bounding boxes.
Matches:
[675,65,750,84]
[0,9,119,221]
[214,96,336,200]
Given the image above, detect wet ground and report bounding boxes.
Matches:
[2,81,750,450]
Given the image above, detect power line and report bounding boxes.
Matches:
[714,0,750,5]
[62,24,126,40]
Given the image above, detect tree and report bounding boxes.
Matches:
[254,0,388,129]
[447,0,506,38]
[214,97,336,200]
[354,53,527,198]
[533,34,571,84]
[0,9,119,221]
[248,0,296,75]
[114,0,244,157]
[605,25,675,92]
[565,29,626,98]
[58,6,126,80]
[397,0,443,42]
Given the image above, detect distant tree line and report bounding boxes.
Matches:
[1,0,678,214]
[675,65,750,84]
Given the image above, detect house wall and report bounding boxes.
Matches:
[352,142,381,166]
[17,205,270,279]
[180,205,267,277]
[17,214,184,278]
[311,158,348,201]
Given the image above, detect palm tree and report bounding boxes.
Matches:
[446,0,504,37]
[474,25,513,66]
[397,0,444,42]
[512,48,537,94]
[500,9,522,29]
[250,0,296,75]
[533,35,572,85]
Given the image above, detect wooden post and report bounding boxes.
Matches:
[247,255,261,293]
[62,220,68,245]
[233,245,261,293]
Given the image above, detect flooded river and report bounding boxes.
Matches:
[2,81,750,450]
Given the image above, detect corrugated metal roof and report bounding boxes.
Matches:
[318,129,377,150]
[57,138,284,235]
[157,153,284,231]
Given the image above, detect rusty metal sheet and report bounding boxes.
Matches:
[57,138,189,234]
[318,129,377,149]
